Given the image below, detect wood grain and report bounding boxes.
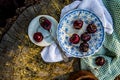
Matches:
[0,0,80,80]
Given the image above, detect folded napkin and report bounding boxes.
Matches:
[41,42,72,62]
[81,0,120,80]
[41,0,113,62]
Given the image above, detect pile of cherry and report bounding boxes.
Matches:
[71,20,106,66]
[69,20,97,52]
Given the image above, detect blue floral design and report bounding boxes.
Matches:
[57,9,104,58]
[65,28,68,32]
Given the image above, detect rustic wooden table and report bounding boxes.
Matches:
[0,0,81,80]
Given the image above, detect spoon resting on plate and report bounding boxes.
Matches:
[39,16,69,62]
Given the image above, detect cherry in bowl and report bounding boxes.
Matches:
[79,42,89,52]
[81,32,91,42]
[69,33,80,44]
[39,17,52,31]
[87,24,97,33]
[73,20,83,29]
[33,32,43,42]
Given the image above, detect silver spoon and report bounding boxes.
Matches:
[39,17,69,62]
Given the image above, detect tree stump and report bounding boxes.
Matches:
[0,0,81,80]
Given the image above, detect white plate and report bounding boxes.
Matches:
[28,15,58,46]
[57,9,104,58]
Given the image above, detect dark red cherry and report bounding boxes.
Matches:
[95,56,105,66]
[69,33,80,44]
[81,32,91,42]
[79,42,89,52]
[39,17,51,31]
[73,20,83,29]
[87,24,97,33]
[33,32,43,42]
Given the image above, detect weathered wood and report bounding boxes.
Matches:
[0,0,80,80]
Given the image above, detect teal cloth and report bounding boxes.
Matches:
[81,0,120,80]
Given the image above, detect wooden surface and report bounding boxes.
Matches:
[0,0,81,80]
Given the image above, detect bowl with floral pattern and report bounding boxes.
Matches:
[57,9,104,58]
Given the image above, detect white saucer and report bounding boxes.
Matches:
[28,15,58,46]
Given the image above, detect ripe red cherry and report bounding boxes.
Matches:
[69,33,80,44]
[79,42,89,52]
[39,17,51,31]
[87,24,97,33]
[95,56,105,66]
[73,20,83,29]
[33,32,43,42]
[81,32,91,42]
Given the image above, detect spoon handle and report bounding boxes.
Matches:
[39,17,69,62]
[55,41,69,62]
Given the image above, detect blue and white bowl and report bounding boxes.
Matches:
[57,9,104,58]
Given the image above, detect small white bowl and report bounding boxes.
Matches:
[28,15,58,46]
